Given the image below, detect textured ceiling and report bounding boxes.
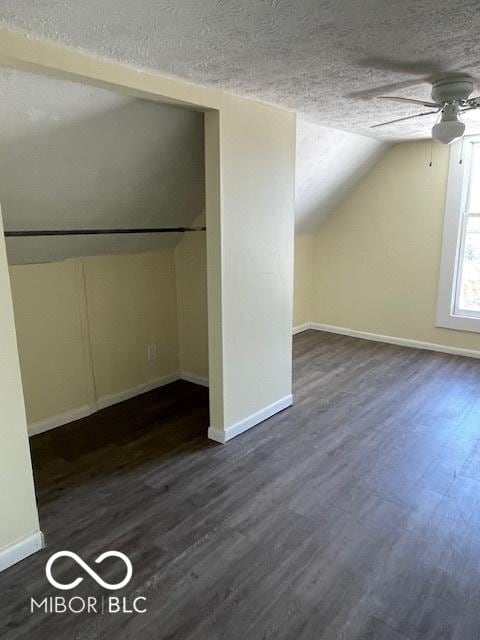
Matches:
[0,67,388,263]
[1,0,480,138]
[295,121,387,233]
[0,68,205,264]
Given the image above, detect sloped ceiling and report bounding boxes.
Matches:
[295,121,388,233]
[4,2,478,259]
[1,1,480,139]
[2,67,388,264]
[2,68,205,264]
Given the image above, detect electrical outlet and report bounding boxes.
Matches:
[147,343,157,362]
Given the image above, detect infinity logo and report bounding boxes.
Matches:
[46,551,133,591]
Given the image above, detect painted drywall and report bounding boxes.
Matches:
[84,251,179,401]
[0,67,204,264]
[9,260,94,424]
[0,67,388,258]
[0,210,39,553]
[3,2,480,140]
[9,250,180,428]
[311,140,480,352]
[219,96,295,428]
[0,34,295,562]
[295,120,389,232]
[293,234,314,329]
[175,215,208,381]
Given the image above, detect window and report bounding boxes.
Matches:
[437,135,480,332]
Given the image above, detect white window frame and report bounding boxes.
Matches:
[437,135,480,333]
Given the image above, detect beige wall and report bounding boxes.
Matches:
[293,234,314,328]
[175,216,208,381]
[9,260,94,424]
[218,97,295,430]
[0,29,296,442]
[10,250,181,428]
[310,141,480,351]
[0,30,296,558]
[0,212,39,552]
[85,251,179,401]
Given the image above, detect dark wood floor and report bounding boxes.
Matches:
[2,330,480,639]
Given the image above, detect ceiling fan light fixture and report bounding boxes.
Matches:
[432,119,465,144]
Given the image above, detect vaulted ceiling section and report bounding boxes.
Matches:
[2,1,479,261]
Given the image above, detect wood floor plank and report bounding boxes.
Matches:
[1,331,480,639]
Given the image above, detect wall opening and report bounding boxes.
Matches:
[2,66,211,546]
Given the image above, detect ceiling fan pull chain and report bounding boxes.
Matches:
[459,134,465,165]
[429,138,434,167]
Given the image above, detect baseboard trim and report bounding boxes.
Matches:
[180,371,209,387]
[208,394,293,444]
[28,405,95,437]
[293,322,312,335]
[0,531,44,573]
[29,372,182,436]
[309,322,480,360]
[96,372,180,410]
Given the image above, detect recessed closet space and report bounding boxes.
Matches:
[2,67,209,444]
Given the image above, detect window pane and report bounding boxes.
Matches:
[468,143,480,212]
[458,216,480,312]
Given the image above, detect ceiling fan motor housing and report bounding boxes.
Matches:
[431,74,473,104]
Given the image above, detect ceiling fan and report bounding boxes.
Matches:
[371,74,480,144]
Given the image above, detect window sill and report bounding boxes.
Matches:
[436,311,480,334]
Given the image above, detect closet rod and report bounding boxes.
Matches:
[4,226,206,237]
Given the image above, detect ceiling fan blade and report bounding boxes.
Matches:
[351,57,480,100]
[370,110,440,128]
[377,96,441,108]
[466,96,480,106]
[459,106,480,115]
[357,56,443,78]
[348,79,427,100]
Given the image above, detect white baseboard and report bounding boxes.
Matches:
[28,405,95,437]
[293,322,312,335]
[0,531,44,573]
[29,372,181,436]
[96,372,180,410]
[309,322,480,360]
[180,371,209,387]
[208,394,293,444]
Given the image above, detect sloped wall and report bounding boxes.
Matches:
[1,68,205,265]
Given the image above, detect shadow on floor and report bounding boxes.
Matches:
[30,380,212,508]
